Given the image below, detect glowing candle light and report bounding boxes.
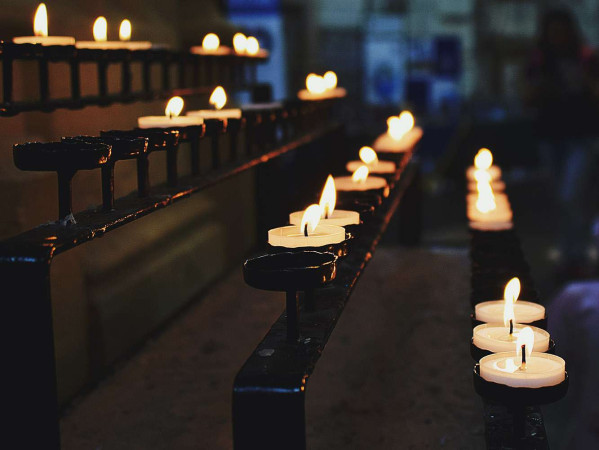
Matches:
[346,146,396,174]
[138,96,204,128]
[187,86,242,120]
[13,3,75,46]
[372,110,423,153]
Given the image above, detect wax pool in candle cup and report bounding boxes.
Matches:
[479,327,565,389]
[289,175,360,227]
[346,146,396,174]
[187,86,242,120]
[472,323,550,353]
[13,4,75,46]
[269,204,346,248]
[138,96,204,129]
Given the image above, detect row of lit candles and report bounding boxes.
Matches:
[13,3,265,57]
[466,152,566,390]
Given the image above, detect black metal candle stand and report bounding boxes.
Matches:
[243,251,337,342]
[0,40,268,116]
[13,141,112,222]
[337,189,383,208]
[470,313,548,331]
[470,338,556,362]
[335,199,376,220]
[62,135,149,211]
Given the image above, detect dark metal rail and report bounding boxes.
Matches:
[232,153,420,450]
[0,98,340,450]
[0,41,266,116]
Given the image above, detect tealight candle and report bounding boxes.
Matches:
[138,96,204,129]
[13,4,75,46]
[346,146,396,174]
[298,72,347,101]
[269,204,345,248]
[372,111,423,153]
[466,148,502,182]
[187,86,242,120]
[335,166,387,193]
[289,175,360,227]
[475,278,545,324]
[190,33,232,55]
[473,323,549,353]
[479,327,565,388]
[76,17,151,50]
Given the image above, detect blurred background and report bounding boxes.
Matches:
[3,0,599,448]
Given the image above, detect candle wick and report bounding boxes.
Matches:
[304,223,308,237]
[520,344,527,370]
[509,319,513,335]
[324,206,329,219]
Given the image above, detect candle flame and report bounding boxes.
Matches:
[473,169,491,183]
[300,204,321,236]
[93,16,108,42]
[475,181,496,213]
[246,36,259,55]
[503,277,520,327]
[233,33,247,53]
[119,19,131,41]
[306,73,326,95]
[516,326,534,361]
[324,71,338,90]
[474,148,493,170]
[359,146,378,165]
[319,175,336,219]
[165,96,184,118]
[34,3,48,37]
[352,165,369,184]
[202,33,220,52]
[209,86,227,110]
[387,111,414,141]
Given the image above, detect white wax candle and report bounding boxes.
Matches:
[75,41,152,50]
[479,352,565,388]
[137,116,204,129]
[268,224,345,248]
[190,45,232,55]
[187,109,242,120]
[289,210,359,227]
[335,176,387,192]
[372,127,423,153]
[297,87,347,101]
[466,192,510,206]
[13,36,75,46]
[475,300,545,324]
[473,323,550,353]
[467,207,513,224]
[469,220,514,231]
[466,165,502,182]
[468,180,505,192]
[346,160,396,174]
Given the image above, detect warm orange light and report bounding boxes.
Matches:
[474,148,493,170]
[398,111,415,131]
[34,3,48,37]
[359,146,378,165]
[387,116,403,140]
[352,165,369,184]
[473,169,491,183]
[119,19,131,41]
[306,73,326,94]
[246,36,259,55]
[503,277,520,327]
[300,204,321,236]
[516,326,534,367]
[209,86,227,110]
[233,33,247,53]
[324,71,337,90]
[202,33,220,52]
[475,181,496,213]
[165,96,184,118]
[319,175,336,219]
[93,16,108,42]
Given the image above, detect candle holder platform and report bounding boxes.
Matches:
[470,338,556,362]
[335,199,376,220]
[243,251,337,341]
[233,159,420,450]
[337,189,383,208]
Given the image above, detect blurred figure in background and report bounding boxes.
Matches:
[525,8,599,280]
